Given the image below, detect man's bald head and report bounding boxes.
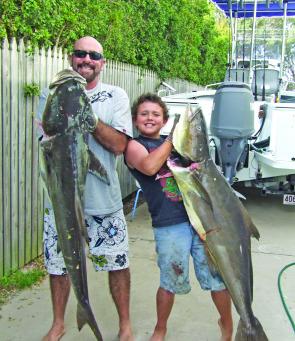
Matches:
[74,36,103,54]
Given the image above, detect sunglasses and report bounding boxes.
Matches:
[73,50,104,61]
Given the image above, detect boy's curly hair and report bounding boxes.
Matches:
[131,93,169,121]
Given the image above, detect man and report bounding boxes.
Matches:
[37,36,133,341]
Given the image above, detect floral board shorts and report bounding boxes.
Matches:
[153,221,225,294]
[43,207,129,275]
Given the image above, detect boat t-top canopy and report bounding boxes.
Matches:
[211,0,295,18]
[211,1,295,97]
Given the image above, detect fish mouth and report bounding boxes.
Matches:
[168,152,196,168]
[41,134,57,142]
[49,69,86,89]
[185,104,203,124]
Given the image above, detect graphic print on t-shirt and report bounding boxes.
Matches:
[156,164,183,202]
[89,90,113,104]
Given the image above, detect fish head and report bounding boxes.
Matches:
[173,104,210,162]
[42,69,96,136]
[49,69,86,88]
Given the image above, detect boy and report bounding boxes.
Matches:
[125,93,233,341]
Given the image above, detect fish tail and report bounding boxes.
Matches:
[77,303,103,340]
[235,317,268,341]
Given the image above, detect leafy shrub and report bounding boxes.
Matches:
[0,0,229,85]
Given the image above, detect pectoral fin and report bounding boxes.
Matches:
[184,176,220,237]
[75,190,90,244]
[88,149,110,185]
[239,202,260,240]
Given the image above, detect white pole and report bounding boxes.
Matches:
[249,0,258,84]
[280,1,288,83]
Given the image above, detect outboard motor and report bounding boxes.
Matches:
[210,82,254,183]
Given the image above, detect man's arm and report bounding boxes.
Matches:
[90,86,132,155]
[92,120,128,155]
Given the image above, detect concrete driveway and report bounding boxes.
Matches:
[0,187,294,340]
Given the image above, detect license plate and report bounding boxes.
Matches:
[283,194,295,205]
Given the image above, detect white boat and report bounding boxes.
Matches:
[161,0,295,204]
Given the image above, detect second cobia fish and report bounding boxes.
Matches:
[167,105,268,341]
[40,69,108,340]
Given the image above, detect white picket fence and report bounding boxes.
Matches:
[0,38,199,277]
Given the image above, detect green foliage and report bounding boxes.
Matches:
[23,83,40,97]
[0,268,46,289]
[0,257,46,305]
[0,0,229,84]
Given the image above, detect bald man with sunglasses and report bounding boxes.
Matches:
[37,36,134,341]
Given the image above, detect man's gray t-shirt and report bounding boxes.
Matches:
[84,83,132,215]
[37,81,133,215]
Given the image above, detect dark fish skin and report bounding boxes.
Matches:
[40,69,107,340]
[42,69,98,138]
[167,105,268,341]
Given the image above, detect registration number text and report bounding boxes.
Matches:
[283,194,295,205]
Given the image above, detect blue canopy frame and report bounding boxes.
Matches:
[210,1,295,89]
[211,0,295,18]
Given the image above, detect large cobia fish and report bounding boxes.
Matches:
[167,105,268,341]
[40,69,108,340]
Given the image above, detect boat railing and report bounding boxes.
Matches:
[224,68,250,84]
[205,82,223,90]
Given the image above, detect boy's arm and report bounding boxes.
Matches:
[125,114,180,176]
[125,138,173,176]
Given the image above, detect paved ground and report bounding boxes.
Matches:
[0,187,294,341]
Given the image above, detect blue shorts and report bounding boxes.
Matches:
[43,208,129,275]
[153,221,225,294]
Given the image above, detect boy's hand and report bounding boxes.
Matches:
[166,114,180,143]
